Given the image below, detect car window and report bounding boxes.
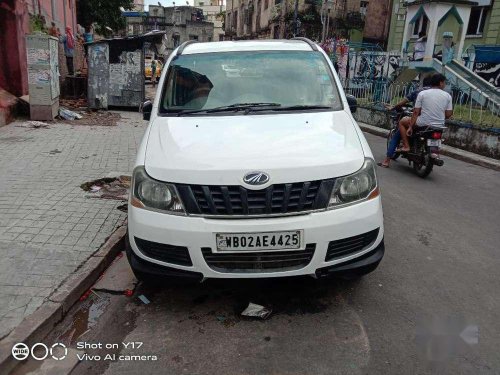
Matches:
[160,51,342,113]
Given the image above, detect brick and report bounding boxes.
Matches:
[31,234,51,244]
[0,114,141,344]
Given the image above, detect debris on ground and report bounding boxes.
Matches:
[49,149,62,155]
[79,289,92,302]
[60,98,88,109]
[59,107,83,120]
[15,120,50,129]
[116,204,128,212]
[138,295,150,304]
[81,176,131,201]
[215,315,237,327]
[61,110,121,126]
[241,302,272,319]
[29,121,49,128]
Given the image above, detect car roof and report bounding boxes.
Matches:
[181,40,316,55]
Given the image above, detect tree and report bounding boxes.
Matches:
[273,3,323,40]
[77,0,134,36]
[333,12,365,38]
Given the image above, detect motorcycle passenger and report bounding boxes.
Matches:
[399,73,453,152]
[378,76,432,168]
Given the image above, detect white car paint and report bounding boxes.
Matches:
[144,112,365,185]
[128,39,384,280]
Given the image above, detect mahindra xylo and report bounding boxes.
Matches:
[127,39,384,282]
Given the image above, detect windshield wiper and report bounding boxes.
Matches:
[173,103,281,116]
[262,105,333,111]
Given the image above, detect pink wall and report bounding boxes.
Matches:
[0,0,30,96]
[0,0,78,96]
[27,0,78,33]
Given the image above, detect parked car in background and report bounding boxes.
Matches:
[128,39,384,283]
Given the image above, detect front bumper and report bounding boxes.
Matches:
[127,196,384,279]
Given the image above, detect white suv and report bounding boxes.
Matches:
[127,39,384,282]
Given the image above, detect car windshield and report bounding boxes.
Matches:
[160,50,343,114]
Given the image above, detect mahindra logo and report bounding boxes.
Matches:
[243,171,270,186]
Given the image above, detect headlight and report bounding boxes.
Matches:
[131,166,185,215]
[328,158,379,208]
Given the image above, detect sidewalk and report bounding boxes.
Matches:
[0,112,146,339]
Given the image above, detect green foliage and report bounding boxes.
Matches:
[334,12,365,34]
[274,4,323,39]
[30,14,47,33]
[77,0,134,36]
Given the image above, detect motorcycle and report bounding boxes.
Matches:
[387,106,445,178]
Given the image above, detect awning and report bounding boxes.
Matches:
[438,6,464,26]
[474,45,500,64]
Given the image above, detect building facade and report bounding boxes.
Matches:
[193,0,226,41]
[31,0,78,33]
[124,6,215,55]
[0,0,78,97]
[387,0,500,53]
[133,0,145,11]
[224,0,371,41]
[361,0,392,46]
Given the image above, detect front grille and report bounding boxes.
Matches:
[176,180,334,217]
[325,228,379,261]
[201,244,316,272]
[134,237,192,266]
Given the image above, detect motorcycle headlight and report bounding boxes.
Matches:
[328,158,379,208]
[131,166,185,214]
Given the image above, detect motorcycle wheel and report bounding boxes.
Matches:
[413,154,434,178]
[386,129,400,160]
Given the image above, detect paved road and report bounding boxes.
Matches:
[28,133,500,375]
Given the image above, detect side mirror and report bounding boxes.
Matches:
[141,100,153,121]
[346,94,357,114]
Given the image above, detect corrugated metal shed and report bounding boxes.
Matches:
[87,31,166,109]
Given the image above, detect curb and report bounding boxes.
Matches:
[359,123,500,172]
[0,225,127,375]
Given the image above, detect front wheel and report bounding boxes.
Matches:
[413,153,434,178]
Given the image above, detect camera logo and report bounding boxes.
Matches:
[11,343,30,361]
[11,343,67,361]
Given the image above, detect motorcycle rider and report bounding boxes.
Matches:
[399,73,453,152]
[378,76,432,168]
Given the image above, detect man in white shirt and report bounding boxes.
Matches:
[399,73,453,152]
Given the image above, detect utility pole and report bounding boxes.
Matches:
[293,0,299,37]
[321,0,333,42]
[326,8,330,39]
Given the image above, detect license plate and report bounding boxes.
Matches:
[215,230,302,252]
[427,139,441,147]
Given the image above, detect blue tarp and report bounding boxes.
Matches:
[474,45,500,64]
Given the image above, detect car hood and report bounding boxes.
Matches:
[145,111,365,185]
